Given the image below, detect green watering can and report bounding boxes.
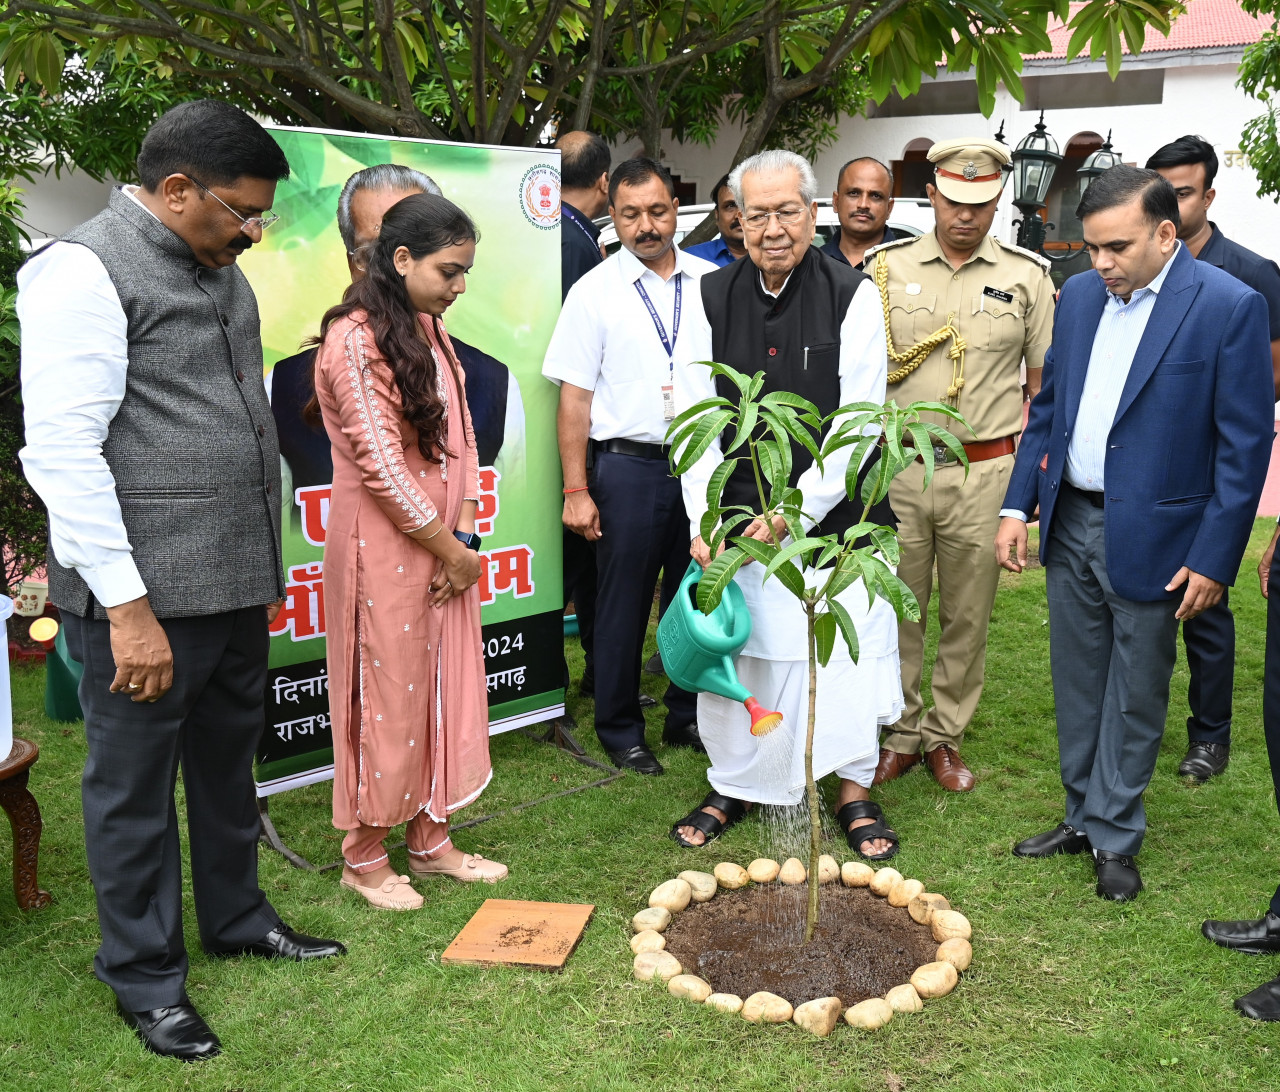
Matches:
[657,561,783,737]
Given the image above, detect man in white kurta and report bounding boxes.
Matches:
[670,150,904,857]
[670,149,901,855]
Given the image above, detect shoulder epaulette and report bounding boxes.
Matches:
[864,234,920,262]
[993,235,1052,273]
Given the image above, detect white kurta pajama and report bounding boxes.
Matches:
[674,275,904,806]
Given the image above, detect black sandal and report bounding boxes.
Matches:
[836,800,900,862]
[671,792,747,848]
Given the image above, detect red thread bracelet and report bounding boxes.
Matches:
[563,486,589,494]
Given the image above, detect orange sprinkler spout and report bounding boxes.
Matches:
[745,696,783,737]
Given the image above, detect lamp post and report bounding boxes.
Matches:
[1011,113,1122,263]
[1079,129,1124,180]
[1011,111,1062,253]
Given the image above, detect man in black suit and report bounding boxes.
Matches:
[1200,523,1280,1020]
[552,131,611,705]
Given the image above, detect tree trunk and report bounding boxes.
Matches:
[804,602,821,944]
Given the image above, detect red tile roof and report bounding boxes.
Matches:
[1034,0,1274,59]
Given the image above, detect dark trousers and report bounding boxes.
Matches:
[562,527,597,688]
[1264,555,1280,916]
[65,606,281,1010]
[1182,592,1234,746]
[591,449,697,751]
[1045,487,1181,856]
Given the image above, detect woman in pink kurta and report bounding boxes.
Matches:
[312,194,505,910]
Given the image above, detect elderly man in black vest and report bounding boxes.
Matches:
[669,150,905,858]
[18,101,344,1062]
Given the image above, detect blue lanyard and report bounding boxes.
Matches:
[634,275,682,370]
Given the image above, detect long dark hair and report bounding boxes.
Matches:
[310,192,478,460]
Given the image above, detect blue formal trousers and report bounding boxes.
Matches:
[589,449,696,751]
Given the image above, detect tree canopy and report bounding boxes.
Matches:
[1237,1,1280,200]
[0,0,1181,176]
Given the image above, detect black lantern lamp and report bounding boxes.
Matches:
[1078,129,1124,181]
[1011,111,1084,263]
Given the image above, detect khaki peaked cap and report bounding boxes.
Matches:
[927,139,1012,204]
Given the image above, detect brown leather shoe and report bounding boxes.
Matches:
[924,745,975,792]
[873,748,921,786]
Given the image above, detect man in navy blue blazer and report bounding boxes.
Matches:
[994,165,1274,902]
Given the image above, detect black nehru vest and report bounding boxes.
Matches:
[700,248,895,545]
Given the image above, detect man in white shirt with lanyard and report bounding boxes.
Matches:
[543,157,717,774]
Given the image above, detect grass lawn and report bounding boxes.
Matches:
[3,520,1280,1091]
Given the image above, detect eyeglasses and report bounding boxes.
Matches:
[349,243,373,271]
[741,207,808,231]
[186,175,280,232]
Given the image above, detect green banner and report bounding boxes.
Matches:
[239,126,564,795]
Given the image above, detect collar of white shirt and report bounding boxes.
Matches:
[616,243,699,285]
[1106,240,1180,306]
[758,269,794,299]
[120,184,164,224]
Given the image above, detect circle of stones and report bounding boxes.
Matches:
[628,857,973,1035]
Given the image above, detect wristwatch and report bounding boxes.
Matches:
[453,530,482,551]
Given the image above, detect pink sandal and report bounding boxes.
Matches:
[340,872,425,911]
[410,853,508,884]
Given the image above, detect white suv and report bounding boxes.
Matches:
[596,196,934,253]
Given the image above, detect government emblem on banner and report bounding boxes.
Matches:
[520,164,561,229]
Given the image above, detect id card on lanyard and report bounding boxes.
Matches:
[634,275,682,420]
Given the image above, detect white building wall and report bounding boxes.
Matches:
[617,59,1280,261]
[13,57,1277,263]
[13,168,114,242]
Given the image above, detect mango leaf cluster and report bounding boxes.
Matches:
[1237,1,1280,201]
[667,360,969,668]
[0,1,1186,175]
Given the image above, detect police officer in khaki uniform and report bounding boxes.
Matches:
[868,138,1054,792]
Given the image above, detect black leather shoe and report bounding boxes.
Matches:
[1178,741,1230,782]
[1012,823,1090,858]
[117,999,221,1062]
[662,722,705,753]
[1202,911,1280,954]
[605,744,664,775]
[1095,851,1143,902]
[1236,974,1280,1021]
[218,924,347,961]
[644,652,665,676]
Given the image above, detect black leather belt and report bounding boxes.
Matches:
[592,438,671,461]
[1064,481,1105,508]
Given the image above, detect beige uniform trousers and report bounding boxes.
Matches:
[881,452,1012,754]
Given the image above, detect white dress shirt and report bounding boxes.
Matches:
[674,275,889,544]
[541,245,718,444]
[18,188,162,608]
[1001,243,1180,522]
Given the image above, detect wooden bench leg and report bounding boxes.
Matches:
[0,767,52,910]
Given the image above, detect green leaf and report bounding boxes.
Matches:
[709,360,754,395]
[764,536,828,579]
[869,528,900,565]
[772,406,823,474]
[814,610,837,668]
[705,458,740,516]
[825,596,861,665]
[733,535,776,567]
[761,390,822,422]
[670,409,734,475]
[727,398,759,454]
[696,546,748,614]
[710,511,756,556]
